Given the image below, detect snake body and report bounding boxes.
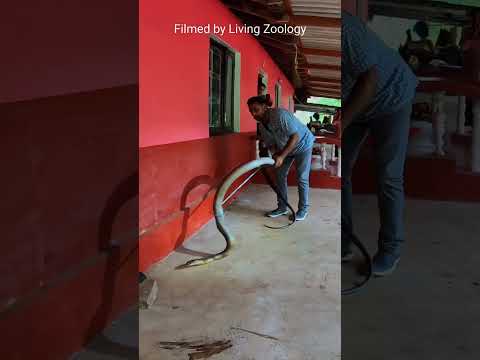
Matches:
[179,157,294,269]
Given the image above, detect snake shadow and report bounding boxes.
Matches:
[83,172,138,359]
[173,175,218,259]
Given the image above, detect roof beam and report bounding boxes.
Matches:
[288,15,340,27]
[258,38,296,53]
[308,92,341,99]
[298,64,341,71]
[308,88,341,94]
[307,83,341,90]
[309,83,341,90]
[283,0,294,16]
[224,1,287,23]
[301,48,341,57]
[308,76,341,83]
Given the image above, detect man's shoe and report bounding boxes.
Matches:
[372,251,400,276]
[341,248,354,263]
[295,208,308,221]
[265,208,288,218]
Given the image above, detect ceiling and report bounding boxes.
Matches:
[221,0,341,102]
[369,0,472,25]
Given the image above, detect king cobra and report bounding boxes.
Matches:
[178,157,295,269]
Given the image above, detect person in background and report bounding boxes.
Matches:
[248,94,315,221]
[307,112,320,134]
[400,21,435,70]
[341,11,418,276]
[257,81,269,156]
[321,115,337,135]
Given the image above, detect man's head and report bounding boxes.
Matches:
[413,21,429,40]
[247,94,272,122]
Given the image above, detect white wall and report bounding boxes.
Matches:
[368,16,418,49]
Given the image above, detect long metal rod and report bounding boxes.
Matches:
[221,167,262,205]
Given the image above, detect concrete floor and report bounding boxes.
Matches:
[342,195,480,360]
[140,184,341,360]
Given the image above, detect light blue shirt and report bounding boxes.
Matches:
[342,11,418,118]
[258,108,315,155]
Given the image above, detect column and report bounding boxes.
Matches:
[337,147,341,178]
[432,91,447,156]
[457,96,466,135]
[472,98,480,173]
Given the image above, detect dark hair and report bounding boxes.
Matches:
[414,21,429,39]
[247,94,273,107]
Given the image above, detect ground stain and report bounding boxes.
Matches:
[158,339,232,359]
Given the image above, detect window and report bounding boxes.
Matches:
[275,82,282,107]
[209,39,240,136]
[258,73,267,95]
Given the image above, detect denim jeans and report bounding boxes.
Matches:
[342,103,412,256]
[276,148,313,212]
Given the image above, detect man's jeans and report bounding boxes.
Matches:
[276,148,313,212]
[342,104,412,256]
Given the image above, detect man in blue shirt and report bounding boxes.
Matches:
[341,11,418,276]
[248,94,315,221]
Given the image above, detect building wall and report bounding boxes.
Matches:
[139,0,296,271]
[140,0,294,147]
[0,1,138,359]
[0,1,136,104]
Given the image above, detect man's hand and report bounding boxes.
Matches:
[273,133,299,168]
[273,153,285,168]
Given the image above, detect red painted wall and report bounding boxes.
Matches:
[0,0,137,104]
[140,0,294,147]
[353,153,480,202]
[140,133,258,270]
[139,0,296,271]
[1,1,138,359]
[1,86,138,360]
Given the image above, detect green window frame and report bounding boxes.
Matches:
[275,82,282,108]
[209,38,240,136]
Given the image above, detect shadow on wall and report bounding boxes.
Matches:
[173,141,260,260]
[83,172,138,358]
[174,133,256,257]
[174,174,216,258]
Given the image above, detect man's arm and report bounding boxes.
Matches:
[273,133,299,168]
[342,66,378,130]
